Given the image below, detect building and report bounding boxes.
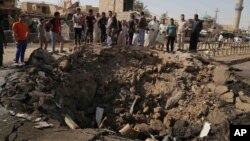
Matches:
[20,2,62,17]
[0,0,19,18]
[99,0,134,20]
[0,0,19,30]
[81,5,99,13]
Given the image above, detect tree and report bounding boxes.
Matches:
[161,13,167,20]
[134,0,150,16]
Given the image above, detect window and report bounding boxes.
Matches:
[123,0,133,12]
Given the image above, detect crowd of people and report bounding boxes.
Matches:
[68,8,203,53]
[0,9,204,67]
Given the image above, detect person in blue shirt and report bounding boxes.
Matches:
[166,18,177,53]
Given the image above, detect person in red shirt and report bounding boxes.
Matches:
[12,14,29,65]
[49,12,65,53]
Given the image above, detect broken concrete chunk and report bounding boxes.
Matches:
[199,122,211,138]
[214,85,229,95]
[34,121,53,129]
[235,102,250,112]
[213,65,230,85]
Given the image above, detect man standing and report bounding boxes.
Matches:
[72,8,84,48]
[50,12,64,53]
[128,13,136,46]
[138,12,147,46]
[37,18,48,50]
[12,14,29,65]
[166,18,177,53]
[189,14,203,52]
[148,16,159,47]
[85,9,96,44]
[0,18,7,67]
[94,12,101,43]
[177,14,188,51]
[98,12,107,43]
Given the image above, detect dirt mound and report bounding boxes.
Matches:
[1,47,250,141]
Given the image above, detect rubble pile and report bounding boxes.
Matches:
[1,47,250,141]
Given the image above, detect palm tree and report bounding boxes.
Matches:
[134,0,148,12]
[134,0,150,16]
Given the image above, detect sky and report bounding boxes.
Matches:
[20,0,250,29]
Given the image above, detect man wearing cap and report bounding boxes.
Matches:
[12,14,29,65]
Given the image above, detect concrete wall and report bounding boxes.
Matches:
[99,0,124,13]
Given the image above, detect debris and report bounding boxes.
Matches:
[34,117,42,122]
[9,110,16,116]
[130,96,139,114]
[34,121,53,129]
[16,113,33,120]
[65,114,80,129]
[119,124,138,137]
[96,107,104,127]
[199,122,211,138]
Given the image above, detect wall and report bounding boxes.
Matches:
[99,0,124,13]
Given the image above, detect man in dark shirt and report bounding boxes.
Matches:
[138,12,147,46]
[0,18,7,67]
[98,12,107,43]
[189,14,203,52]
[85,9,96,44]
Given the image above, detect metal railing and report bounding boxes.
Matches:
[197,41,250,57]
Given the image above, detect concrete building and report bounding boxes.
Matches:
[99,0,134,20]
[20,2,62,17]
[81,5,99,13]
[0,0,19,18]
[234,0,244,31]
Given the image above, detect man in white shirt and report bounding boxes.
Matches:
[177,14,188,51]
[148,16,159,47]
[72,8,84,48]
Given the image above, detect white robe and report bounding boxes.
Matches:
[148,20,159,46]
[94,17,101,43]
[156,24,167,44]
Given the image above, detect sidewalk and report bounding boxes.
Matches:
[211,54,250,65]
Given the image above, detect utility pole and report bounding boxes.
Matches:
[213,8,219,28]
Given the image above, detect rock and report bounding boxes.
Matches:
[157,64,162,73]
[239,95,250,104]
[163,116,175,129]
[153,107,163,113]
[235,102,250,112]
[145,138,154,141]
[143,106,149,113]
[238,91,245,96]
[220,92,234,103]
[214,85,229,95]
[213,65,230,85]
[183,61,200,73]
[173,120,188,137]
[149,120,165,132]
[59,59,71,71]
[207,83,216,92]
[207,110,227,124]
[191,85,202,95]
[165,90,184,109]
[27,48,56,66]
[236,97,242,103]
[38,71,46,77]
[152,112,161,120]
[134,123,149,132]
